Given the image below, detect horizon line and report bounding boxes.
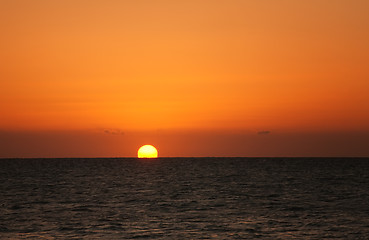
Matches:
[1,156,369,160]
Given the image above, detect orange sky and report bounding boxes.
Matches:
[1,0,369,157]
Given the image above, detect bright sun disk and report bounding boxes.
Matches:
[137,145,158,158]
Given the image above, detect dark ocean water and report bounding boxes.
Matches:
[1,158,369,239]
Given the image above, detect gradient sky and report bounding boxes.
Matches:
[1,0,369,157]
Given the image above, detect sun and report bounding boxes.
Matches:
[137,145,158,158]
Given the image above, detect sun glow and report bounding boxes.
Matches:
[137,145,158,158]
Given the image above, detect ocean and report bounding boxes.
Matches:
[1,157,369,239]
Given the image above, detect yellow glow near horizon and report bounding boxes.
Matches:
[137,145,158,158]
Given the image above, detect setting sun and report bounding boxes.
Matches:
[137,145,158,158]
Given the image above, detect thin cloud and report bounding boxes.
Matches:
[103,129,125,135]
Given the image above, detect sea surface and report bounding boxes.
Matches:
[1,157,369,239]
